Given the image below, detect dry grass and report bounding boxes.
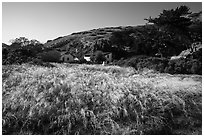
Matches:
[2,63,202,135]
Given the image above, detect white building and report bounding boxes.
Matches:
[84,54,91,62]
[84,52,112,63]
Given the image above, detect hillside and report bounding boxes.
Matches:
[43,25,169,60]
[44,26,126,48]
[43,10,202,60]
[44,25,143,58]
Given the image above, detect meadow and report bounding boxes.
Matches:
[2,63,202,135]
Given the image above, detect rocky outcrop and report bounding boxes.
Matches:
[170,42,202,60]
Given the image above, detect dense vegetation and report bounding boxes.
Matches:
[2,63,202,135]
[114,48,202,75]
[2,37,44,65]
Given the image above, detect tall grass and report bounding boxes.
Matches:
[2,63,202,135]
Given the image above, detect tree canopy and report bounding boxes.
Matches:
[145,6,192,31]
[144,6,201,56]
[10,37,42,47]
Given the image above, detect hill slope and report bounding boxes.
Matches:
[43,11,202,60]
[43,25,167,59]
[44,26,141,58]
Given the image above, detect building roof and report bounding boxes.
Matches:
[103,52,112,55]
[84,53,92,56]
[61,51,77,57]
[85,52,112,56]
[60,51,68,55]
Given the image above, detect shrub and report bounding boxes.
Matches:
[38,50,61,62]
[115,53,201,75]
[2,48,35,65]
[91,51,106,64]
[164,57,202,75]
[117,56,169,72]
[190,60,202,75]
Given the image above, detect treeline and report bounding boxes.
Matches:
[2,37,63,67]
[3,38,44,65]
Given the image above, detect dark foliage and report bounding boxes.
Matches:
[2,38,44,65]
[165,55,202,75]
[3,48,34,65]
[146,6,192,29]
[145,5,201,49]
[38,50,61,62]
[115,51,202,75]
[91,50,106,64]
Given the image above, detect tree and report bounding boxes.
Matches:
[30,39,41,45]
[10,37,44,56]
[145,5,193,48]
[3,37,44,65]
[91,50,106,64]
[94,38,111,52]
[187,11,202,42]
[10,37,30,47]
[10,37,42,47]
[145,6,192,31]
[38,50,61,62]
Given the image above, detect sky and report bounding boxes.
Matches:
[2,2,202,44]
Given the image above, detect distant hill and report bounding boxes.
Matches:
[43,25,162,59]
[43,11,201,60]
[44,26,127,51]
[44,26,132,59]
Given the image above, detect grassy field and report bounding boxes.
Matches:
[2,63,202,135]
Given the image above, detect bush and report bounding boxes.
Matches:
[164,58,202,75]
[2,42,44,65]
[190,60,202,75]
[38,50,61,62]
[2,48,35,65]
[116,56,169,72]
[115,53,201,75]
[91,51,106,64]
